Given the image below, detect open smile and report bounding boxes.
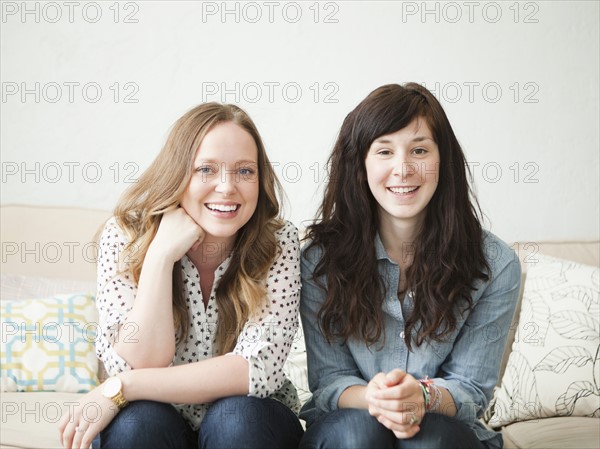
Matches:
[387,186,420,194]
[204,203,241,214]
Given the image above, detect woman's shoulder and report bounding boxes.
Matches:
[481,230,521,279]
[99,216,118,235]
[103,215,119,228]
[272,220,300,253]
[274,219,299,241]
[299,237,324,268]
[99,216,130,244]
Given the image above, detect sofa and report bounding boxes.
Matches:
[1,204,598,449]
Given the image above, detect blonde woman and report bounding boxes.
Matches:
[58,103,303,449]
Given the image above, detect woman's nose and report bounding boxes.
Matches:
[215,171,236,195]
[392,156,418,181]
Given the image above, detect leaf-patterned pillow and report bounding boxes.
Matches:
[486,254,599,427]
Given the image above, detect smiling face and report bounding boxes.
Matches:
[365,117,440,231]
[180,121,259,249]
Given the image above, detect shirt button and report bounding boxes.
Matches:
[400,331,405,339]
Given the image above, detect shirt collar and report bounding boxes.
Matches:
[374,232,396,263]
[181,251,233,279]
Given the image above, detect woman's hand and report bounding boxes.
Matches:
[148,207,205,264]
[57,384,119,449]
[365,369,425,439]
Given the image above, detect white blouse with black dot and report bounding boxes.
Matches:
[95,217,301,430]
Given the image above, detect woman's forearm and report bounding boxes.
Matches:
[339,379,457,418]
[118,354,249,404]
[338,385,368,409]
[113,251,177,368]
[431,385,457,417]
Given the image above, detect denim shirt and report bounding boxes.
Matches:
[299,231,521,448]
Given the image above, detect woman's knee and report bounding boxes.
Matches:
[96,400,194,449]
[398,413,486,449]
[300,408,395,449]
[200,396,302,449]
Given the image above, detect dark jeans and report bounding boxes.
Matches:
[93,396,304,449]
[299,409,490,449]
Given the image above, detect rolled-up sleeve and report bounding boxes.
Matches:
[232,221,300,398]
[434,244,521,422]
[300,244,368,419]
[95,217,136,375]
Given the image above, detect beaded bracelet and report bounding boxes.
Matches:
[418,377,435,412]
[418,382,430,410]
[429,382,442,411]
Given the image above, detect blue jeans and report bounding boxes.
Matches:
[93,396,304,449]
[299,409,489,449]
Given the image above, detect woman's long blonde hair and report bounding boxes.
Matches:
[114,103,283,353]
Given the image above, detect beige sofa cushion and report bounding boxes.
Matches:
[501,417,600,449]
[1,392,83,449]
[1,205,111,282]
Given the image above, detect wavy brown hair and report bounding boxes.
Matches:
[305,83,490,350]
[113,103,283,353]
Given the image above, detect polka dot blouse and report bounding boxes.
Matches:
[95,217,301,430]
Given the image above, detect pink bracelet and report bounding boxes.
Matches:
[418,377,434,411]
[418,376,443,412]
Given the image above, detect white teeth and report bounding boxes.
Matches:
[206,203,238,212]
[389,186,418,194]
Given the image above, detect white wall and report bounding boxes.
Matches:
[2,0,598,243]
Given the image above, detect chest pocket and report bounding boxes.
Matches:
[422,314,468,361]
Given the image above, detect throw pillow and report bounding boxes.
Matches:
[283,318,310,405]
[1,273,96,302]
[1,292,99,393]
[486,254,599,427]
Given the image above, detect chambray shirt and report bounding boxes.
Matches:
[299,231,521,448]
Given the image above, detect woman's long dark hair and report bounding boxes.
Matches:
[305,83,490,350]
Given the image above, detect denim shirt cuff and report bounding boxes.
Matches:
[314,377,368,418]
[432,377,483,422]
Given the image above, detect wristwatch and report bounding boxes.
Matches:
[102,376,128,409]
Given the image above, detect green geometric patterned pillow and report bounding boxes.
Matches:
[1,292,99,392]
[487,254,599,427]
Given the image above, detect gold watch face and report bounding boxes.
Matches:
[103,377,121,398]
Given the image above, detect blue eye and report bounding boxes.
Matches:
[239,168,255,176]
[196,165,215,174]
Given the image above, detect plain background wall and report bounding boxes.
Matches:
[1,0,599,244]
